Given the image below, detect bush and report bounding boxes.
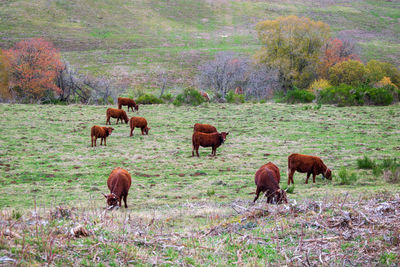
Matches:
[136,93,164,104]
[317,84,394,106]
[285,89,315,103]
[173,88,204,106]
[308,79,331,93]
[363,87,393,106]
[338,167,358,185]
[329,60,367,87]
[226,91,245,104]
[161,93,174,102]
[383,167,400,184]
[357,156,376,169]
[366,60,400,88]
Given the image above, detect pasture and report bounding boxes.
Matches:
[0,103,399,265]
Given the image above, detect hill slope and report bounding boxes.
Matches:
[0,0,399,89]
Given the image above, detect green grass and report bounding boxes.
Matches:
[0,0,399,89]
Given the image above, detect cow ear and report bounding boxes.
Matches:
[103,193,107,198]
[226,132,229,135]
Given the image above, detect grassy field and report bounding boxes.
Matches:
[0,103,399,265]
[1,0,399,89]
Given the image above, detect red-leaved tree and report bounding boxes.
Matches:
[318,38,359,79]
[4,38,64,102]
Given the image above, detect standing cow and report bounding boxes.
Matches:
[192,131,228,157]
[104,167,132,208]
[106,108,129,125]
[118,97,139,112]
[287,153,332,185]
[130,117,150,136]
[91,125,114,147]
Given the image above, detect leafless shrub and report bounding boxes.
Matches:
[197,52,249,101]
[383,168,400,183]
[245,65,281,99]
[56,61,117,104]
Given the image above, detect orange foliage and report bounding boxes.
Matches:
[0,49,11,100]
[318,38,359,79]
[3,38,64,102]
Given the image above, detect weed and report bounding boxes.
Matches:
[206,189,215,197]
[338,167,358,185]
[282,185,295,194]
[357,155,376,169]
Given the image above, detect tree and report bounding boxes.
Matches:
[3,38,64,102]
[0,49,10,101]
[245,65,280,99]
[197,52,249,100]
[318,38,359,79]
[328,60,368,87]
[255,16,330,90]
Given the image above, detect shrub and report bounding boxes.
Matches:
[308,79,331,93]
[285,89,315,103]
[329,60,367,87]
[375,77,399,102]
[136,93,164,104]
[363,87,393,106]
[357,156,376,169]
[366,60,400,88]
[338,167,358,185]
[383,167,400,184]
[161,93,173,102]
[226,91,245,104]
[173,88,204,106]
[318,84,364,106]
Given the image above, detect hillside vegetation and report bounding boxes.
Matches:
[1,0,399,89]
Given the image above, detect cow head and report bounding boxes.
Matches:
[324,168,332,180]
[107,127,114,135]
[145,126,150,135]
[220,132,229,143]
[103,193,119,207]
[275,189,288,204]
[135,104,139,111]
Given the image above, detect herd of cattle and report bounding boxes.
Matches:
[96,97,333,208]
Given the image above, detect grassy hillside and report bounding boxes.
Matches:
[1,0,399,90]
[0,103,399,265]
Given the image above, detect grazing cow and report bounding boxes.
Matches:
[130,117,150,136]
[253,162,287,204]
[106,108,129,125]
[192,131,228,157]
[235,86,243,95]
[91,125,114,147]
[104,167,132,208]
[200,91,210,101]
[118,97,139,112]
[287,153,332,185]
[193,123,217,133]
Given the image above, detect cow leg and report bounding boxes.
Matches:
[305,172,311,184]
[141,128,144,135]
[253,187,261,202]
[312,171,317,183]
[130,127,134,136]
[94,137,97,147]
[106,117,110,125]
[123,194,128,208]
[91,136,94,147]
[196,145,200,157]
[192,144,195,157]
[288,169,295,185]
[104,137,107,146]
[100,137,103,146]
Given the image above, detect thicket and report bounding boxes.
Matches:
[173,88,204,106]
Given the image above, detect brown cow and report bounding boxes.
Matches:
[103,167,132,208]
[193,123,217,133]
[106,108,129,125]
[235,86,243,95]
[200,91,209,101]
[253,162,287,204]
[91,125,114,147]
[192,131,228,157]
[287,153,332,185]
[118,97,139,112]
[130,116,150,136]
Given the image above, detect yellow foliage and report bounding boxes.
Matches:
[0,49,11,100]
[376,76,398,89]
[255,16,330,89]
[308,79,331,93]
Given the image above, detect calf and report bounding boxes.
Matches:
[287,153,332,185]
[192,131,228,157]
[253,162,287,204]
[130,117,150,136]
[104,167,132,208]
[193,123,217,133]
[106,108,129,125]
[91,125,114,147]
[118,97,139,112]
